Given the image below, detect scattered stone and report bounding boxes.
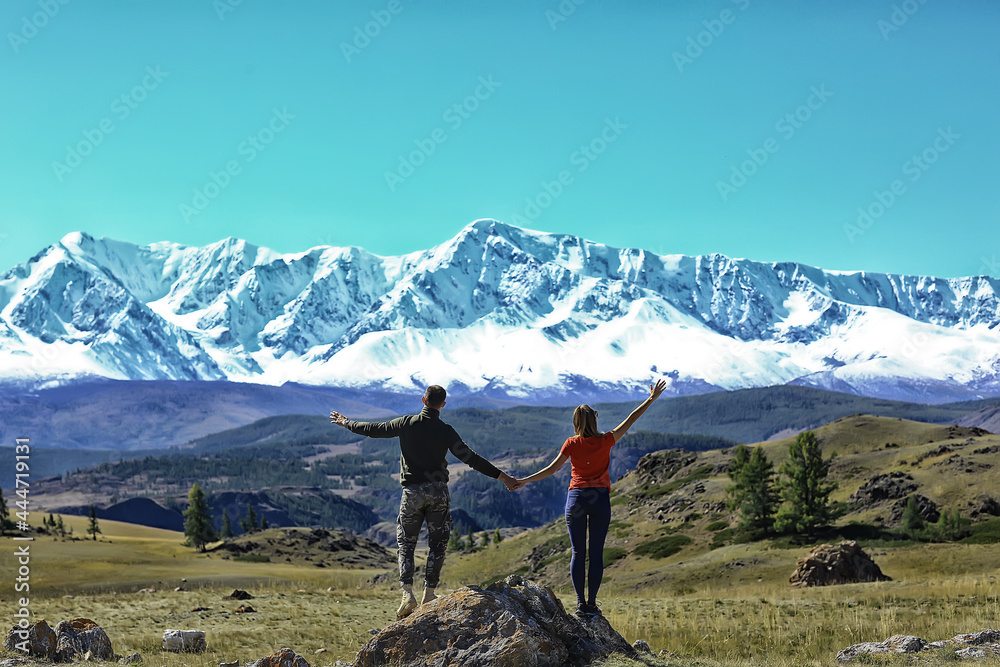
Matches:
[137,588,156,594]
[632,639,652,654]
[190,607,211,612]
[790,541,890,587]
[658,649,679,658]
[224,589,254,600]
[234,605,256,614]
[887,494,940,526]
[174,587,185,592]
[933,454,992,473]
[220,662,239,667]
[355,575,635,667]
[55,618,115,662]
[849,472,917,507]
[0,658,32,667]
[161,629,207,652]
[4,619,57,659]
[313,648,326,654]
[119,652,143,664]
[245,647,309,667]
[837,628,1000,662]
[973,445,1000,455]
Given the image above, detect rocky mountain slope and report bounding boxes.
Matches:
[1,220,998,403]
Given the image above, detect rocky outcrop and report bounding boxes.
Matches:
[849,472,917,506]
[54,618,114,662]
[789,541,890,587]
[355,575,637,666]
[837,629,1000,662]
[244,648,310,667]
[4,620,57,659]
[887,494,939,526]
[967,494,1000,518]
[224,589,254,600]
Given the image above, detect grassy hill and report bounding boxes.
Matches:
[437,415,1000,662]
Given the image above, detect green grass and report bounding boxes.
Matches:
[706,521,729,532]
[233,554,271,563]
[961,517,1000,544]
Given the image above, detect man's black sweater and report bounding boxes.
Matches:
[345,406,502,486]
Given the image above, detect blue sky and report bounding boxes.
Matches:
[2,0,998,278]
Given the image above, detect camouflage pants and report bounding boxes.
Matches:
[397,482,451,588]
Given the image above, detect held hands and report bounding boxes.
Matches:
[499,472,525,492]
[329,410,349,427]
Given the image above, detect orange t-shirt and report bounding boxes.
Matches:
[560,432,616,489]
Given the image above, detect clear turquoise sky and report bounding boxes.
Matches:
[2,0,998,277]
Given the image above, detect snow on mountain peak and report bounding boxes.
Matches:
[0,223,998,403]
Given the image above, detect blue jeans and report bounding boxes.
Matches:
[565,487,611,605]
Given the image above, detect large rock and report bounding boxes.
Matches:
[54,618,114,662]
[4,620,57,659]
[789,541,890,587]
[836,635,927,662]
[244,647,309,667]
[355,575,636,666]
[849,472,917,507]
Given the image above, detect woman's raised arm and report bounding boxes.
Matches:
[609,379,667,442]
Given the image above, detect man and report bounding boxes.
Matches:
[330,384,520,620]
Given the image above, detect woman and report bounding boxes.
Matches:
[516,379,667,617]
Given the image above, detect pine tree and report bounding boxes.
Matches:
[775,431,839,537]
[87,504,101,541]
[0,488,12,535]
[448,530,462,552]
[56,515,65,537]
[726,445,778,540]
[902,495,925,537]
[493,528,503,546]
[220,509,234,539]
[466,525,475,551]
[183,483,217,552]
[261,516,269,530]
[241,504,259,534]
[47,513,56,529]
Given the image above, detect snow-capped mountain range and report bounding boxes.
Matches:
[1,219,998,403]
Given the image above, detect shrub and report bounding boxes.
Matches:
[603,547,628,567]
[634,534,692,559]
[706,520,729,532]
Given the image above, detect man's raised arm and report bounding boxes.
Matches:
[330,410,407,438]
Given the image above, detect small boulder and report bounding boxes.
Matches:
[790,541,890,587]
[162,629,207,653]
[234,605,256,614]
[4,620,57,659]
[137,588,155,594]
[244,647,309,667]
[118,652,143,664]
[968,495,1000,518]
[836,635,926,662]
[355,575,635,667]
[224,589,254,600]
[55,618,114,662]
[632,640,652,654]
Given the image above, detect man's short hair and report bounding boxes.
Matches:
[424,385,447,408]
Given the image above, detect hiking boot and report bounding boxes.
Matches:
[396,587,418,620]
[421,587,437,605]
[575,602,601,617]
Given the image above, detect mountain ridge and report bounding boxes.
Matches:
[2,219,998,403]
